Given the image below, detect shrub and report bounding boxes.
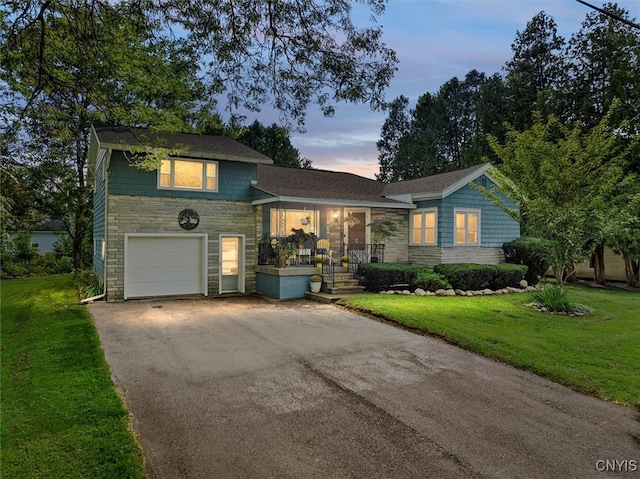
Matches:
[1,262,28,278]
[359,263,415,291]
[433,263,527,290]
[12,233,37,263]
[310,274,322,282]
[415,269,451,291]
[53,256,74,274]
[74,269,104,299]
[358,263,450,291]
[53,234,73,259]
[503,236,551,285]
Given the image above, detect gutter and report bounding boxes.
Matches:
[83,146,111,304]
[81,293,105,304]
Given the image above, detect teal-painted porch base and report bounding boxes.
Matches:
[256,265,319,300]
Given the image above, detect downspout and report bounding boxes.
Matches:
[82,148,111,304]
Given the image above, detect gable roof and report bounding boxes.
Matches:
[90,124,271,164]
[253,164,413,208]
[382,163,491,200]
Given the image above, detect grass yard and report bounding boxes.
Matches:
[1,275,146,478]
[339,286,640,410]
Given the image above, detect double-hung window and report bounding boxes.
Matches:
[411,209,437,245]
[455,209,480,245]
[159,159,218,191]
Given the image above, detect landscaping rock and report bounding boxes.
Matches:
[454,289,465,296]
[435,289,447,296]
[402,290,411,295]
[446,289,456,296]
[414,288,426,296]
[520,279,528,289]
[482,289,494,295]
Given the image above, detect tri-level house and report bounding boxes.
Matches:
[89,125,519,301]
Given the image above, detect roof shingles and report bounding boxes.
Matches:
[93,124,271,164]
[255,165,405,205]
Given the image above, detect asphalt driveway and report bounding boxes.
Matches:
[88,296,639,478]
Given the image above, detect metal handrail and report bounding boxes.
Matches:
[344,243,385,273]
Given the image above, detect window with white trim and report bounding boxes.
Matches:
[159,159,218,191]
[93,239,105,259]
[410,209,437,245]
[455,209,480,245]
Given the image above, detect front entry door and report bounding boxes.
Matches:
[220,235,244,293]
[347,212,367,249]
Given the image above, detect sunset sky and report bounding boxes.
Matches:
[252,0,639,179]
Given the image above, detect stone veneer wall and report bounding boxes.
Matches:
[408,246,443,266]
[370,208,410,263]
[106,194,257,301]
[409,245,504,266]
[440,246,504,265]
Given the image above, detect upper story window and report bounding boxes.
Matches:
[455,209,480,245]
[410,209,437,245]
[159,159,218,191]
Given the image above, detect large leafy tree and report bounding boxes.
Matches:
[150,0,398,129]
[608,191,640,287]
[486,112,633,291]
[1,0,398,268]
[563,3,640,282]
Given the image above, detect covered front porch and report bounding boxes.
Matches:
[254,202,392,300]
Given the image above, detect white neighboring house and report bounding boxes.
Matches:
[9,220,67,255]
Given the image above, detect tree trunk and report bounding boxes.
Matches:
[592,244,606,285]
[624,253,640,288]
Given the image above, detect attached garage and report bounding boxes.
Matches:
[124,234,208,299]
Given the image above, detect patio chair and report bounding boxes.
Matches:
[316,239,332,263]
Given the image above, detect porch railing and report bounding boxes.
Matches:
[344,244,384,274]
[258,242,385,289]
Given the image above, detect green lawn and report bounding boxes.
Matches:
[1,275,146,478]
[339,287,640,410]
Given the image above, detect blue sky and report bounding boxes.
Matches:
[266,0,639,178]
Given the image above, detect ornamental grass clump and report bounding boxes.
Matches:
[529,286,592,316]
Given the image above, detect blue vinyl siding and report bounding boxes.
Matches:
[93,153,106,277]
[442,177,519,247]
[108,151,258,201]
[414,175,519,247]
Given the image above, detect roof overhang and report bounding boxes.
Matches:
[251,195,415,209]
[95,140,272,164]
[397,163,497,202]
[90,124,272,166]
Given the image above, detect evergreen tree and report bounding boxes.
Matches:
[237,121,311,168]
[376,96,411,182]
[504,11,567,130]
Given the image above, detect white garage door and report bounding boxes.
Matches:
[125,234,207,299]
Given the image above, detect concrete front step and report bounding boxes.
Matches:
[327,286,366,294]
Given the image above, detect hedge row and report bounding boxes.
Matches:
[358,263,451,292]
[433,263,528,291]
[502,236,551,285]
